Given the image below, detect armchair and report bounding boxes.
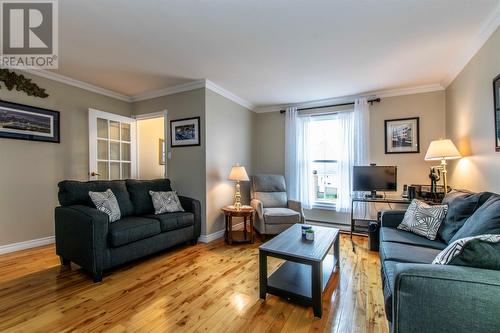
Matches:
[250,174,303,235]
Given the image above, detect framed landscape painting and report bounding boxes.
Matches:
[494,74,500,152]
[0,100,60,143]
[385,117,419,154]
[170,116,200,147]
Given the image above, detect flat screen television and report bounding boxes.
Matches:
[353,166,397,198]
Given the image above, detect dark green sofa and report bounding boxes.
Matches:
[379,191,500,333]
[55,179,201,282]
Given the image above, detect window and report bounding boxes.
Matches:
[308,115,340,207]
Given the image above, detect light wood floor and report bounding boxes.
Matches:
[0,234,388,333]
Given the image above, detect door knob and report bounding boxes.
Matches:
[90,171,100,177]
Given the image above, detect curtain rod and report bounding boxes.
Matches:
[279,98,381,114]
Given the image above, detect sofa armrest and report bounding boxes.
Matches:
[54,205,109,281]
[178,196,201,240]
[288,200,303,222]
[380,210,406,228]
[392,263,500,333]
[251,199,264,221]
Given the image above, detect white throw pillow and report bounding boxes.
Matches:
[432,234,500,265]
[397,199,448,240]
[149,191,184,214]
[88,189,121,222]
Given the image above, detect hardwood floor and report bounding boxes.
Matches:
[0,234,388,333]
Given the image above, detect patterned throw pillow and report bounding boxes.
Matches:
[149,191,185,214]
[432,234,500,268]
[88,189,121,222]
[398,199,448,240]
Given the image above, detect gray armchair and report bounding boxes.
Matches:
[250,174,303,235]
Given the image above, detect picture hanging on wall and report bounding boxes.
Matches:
[0,100,60,143]
[170,116,200,147]
[494,74,500,152]
[384,117,419,154]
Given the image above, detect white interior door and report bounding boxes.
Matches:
[89,109,137,180]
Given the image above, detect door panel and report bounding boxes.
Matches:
[89,109,137,180]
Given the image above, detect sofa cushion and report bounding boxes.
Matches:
[380,241,442,264]
[126,179,172,215]
[58,180,134,216]
[144,212,194,232]
[109,216,161,247]
[450,194,500,242]
[380,227,447,250]
[433,234,500,270]
[438,191,494,243]
[381,260,398,321]
[264,207,300,224]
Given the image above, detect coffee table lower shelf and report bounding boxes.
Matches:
[265,254,336,311]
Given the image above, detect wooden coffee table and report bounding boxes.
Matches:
[259,224,340,318]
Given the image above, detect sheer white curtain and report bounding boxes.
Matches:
[285,107,312,209]
[335,98,370,212]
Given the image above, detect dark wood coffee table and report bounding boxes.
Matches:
[259,224,340,318]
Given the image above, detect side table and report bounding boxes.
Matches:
[221,206,255,244]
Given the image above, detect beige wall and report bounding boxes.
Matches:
[254,91,446,222]
[205,90,256,235]
[254,111,285,174]
[132,89,207,233]
[137,117,165,179]
[370,91,446,193]
[446,27,500,193]
[0,71,132,246]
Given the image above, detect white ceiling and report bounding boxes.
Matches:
[53,0,500,107]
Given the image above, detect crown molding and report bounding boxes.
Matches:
[204,80,255,110]
[441,3,500,87]
[130,80,206,102]
[254,83,445,113]
[21,69,132,102]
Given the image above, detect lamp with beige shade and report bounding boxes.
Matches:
[228,164,250,210]
[425,139,461,192]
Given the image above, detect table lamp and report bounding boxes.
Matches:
[425,139,461,192]
[228,164,249,210]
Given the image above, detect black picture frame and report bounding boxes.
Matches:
[170,116,201,147]
[384,117,420,154]
[494,74,500,152]
[0,100,60,143]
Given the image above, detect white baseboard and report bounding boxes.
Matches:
[198,222,244,243]
[0,236,55,255]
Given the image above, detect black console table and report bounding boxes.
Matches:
[350,197,411,243]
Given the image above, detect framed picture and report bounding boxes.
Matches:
[494,74,500,152]
[385,117,419,154]
[170,116,200,147]
[0,100,60,143]
[159,138,166,165]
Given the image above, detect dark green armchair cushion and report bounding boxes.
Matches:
[126,179,172,215]
[438,191,494,243]
[450,195,500,242]
[58,180,135,216]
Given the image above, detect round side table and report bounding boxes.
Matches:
[221,206,255,245]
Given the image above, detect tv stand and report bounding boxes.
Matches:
[364,191,383,199]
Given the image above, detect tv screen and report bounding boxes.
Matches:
[352,166,397,192]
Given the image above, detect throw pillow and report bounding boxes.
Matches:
[432,234,500,270]
[88,189,121,222]
[398,199,448,240]
[438,191,494,243]
[450,194,500,242]
[149,191,184,214]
